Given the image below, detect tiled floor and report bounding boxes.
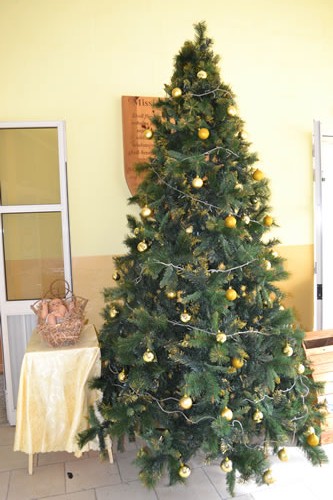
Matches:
[0,423,332,500]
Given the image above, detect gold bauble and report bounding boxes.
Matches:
[166,290,177,299]
[118,369,126,382]
[224,215,237,228]
[109,307,119,318]
[264,260,272,270]
[220,457,233,473]
[216,331,227,343]
[178,464,191,478]
[231,357,244,369]
[143,129,153,139]
[198,127,210,140]
[180,310,191,323]
[218,262,226,270]
[171,87,182,98]
[304,426,315,436]
[297,363,305,374]
[307,433,320,447]
[179,395,193,410]
[197,70,207,79]
[253,409,264,422]
[220,407,233,421]
[243,215,250,224]
[143,349,155,363]
[185,225,194,234]
[112,271,121,281]
[225,288,237,301]
[140,205,152,218]
[137,241,148,252]
[235,182,243,190]
[263,215,273,227]
[192,176,204,188]
[263,469,275,485]
[278,447,288,461]
[252,169,265,181]
[283,343,293,357]
[227,105,237,116]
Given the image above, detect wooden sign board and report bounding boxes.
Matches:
[121,96,160,195]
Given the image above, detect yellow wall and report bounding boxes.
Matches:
[1,0,333,330]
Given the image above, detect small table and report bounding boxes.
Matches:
[14,324,112,473]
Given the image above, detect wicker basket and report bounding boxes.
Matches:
[31,280,88,348]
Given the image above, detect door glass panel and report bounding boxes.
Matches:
[0,127,60,205]
[2,212,64,300]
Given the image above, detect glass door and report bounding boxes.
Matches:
[0,121,72,424]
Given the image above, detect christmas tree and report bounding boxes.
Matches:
[80,21,328,494]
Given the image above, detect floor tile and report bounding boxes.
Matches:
[37,450,88,466]
[0,471,10,500]
[116,448,140,482]
[154,467,222,499]
[7,463,65,500]
[251,482,319,500]
[65,455,121,493]
[0,444,28,472]
[96,480,158,499]
[40,490,96,500]
[0,425,15,446]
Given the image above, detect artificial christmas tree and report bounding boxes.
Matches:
[80,22,328,494]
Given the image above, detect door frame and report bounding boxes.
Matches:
[0,120,72,424]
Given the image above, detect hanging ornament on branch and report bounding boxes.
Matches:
[192,176,204,189]
[197,70,207,79]
[172,87,182,98]
[198,127,210,140]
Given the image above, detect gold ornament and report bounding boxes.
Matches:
[252,169,265,181]
[179,395,193,410]
[283,343,293,357]
[118,369,126,382]
[216,331,227,343]
[304,426,315,436]
[133,227,140,236]
[140,205,152,218]
[137,241,148,253]
[180,310,191,323]
[231,357,244,369]
[263,469,275,485]
[197,70,207,79]
[218,262,226,270]
[198,127,210,140]
[112,271,120,281]
[224,215,237,228]
[253,409,264,423]
[143,349,155,363]
[234,182,243,190]
[192,176,204,188]
[225,288,237,301]
[240,130,248,140]
[307,433,320,447]
[263,215,273,227]
[109,306,119,318]
[264,260,272,270]
[278,447,288,461]
[185,225,193,234]
[178,464,191,478]
[166,290,177,299]
[227,105,237,116]
[243,215,250,224]
[297,363,305,374]
[171,87,182,98]
[220,457,233,473]
[143,129,153,139]
[220,407,233,421]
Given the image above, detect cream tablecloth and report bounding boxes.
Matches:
[14,324,101,457]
